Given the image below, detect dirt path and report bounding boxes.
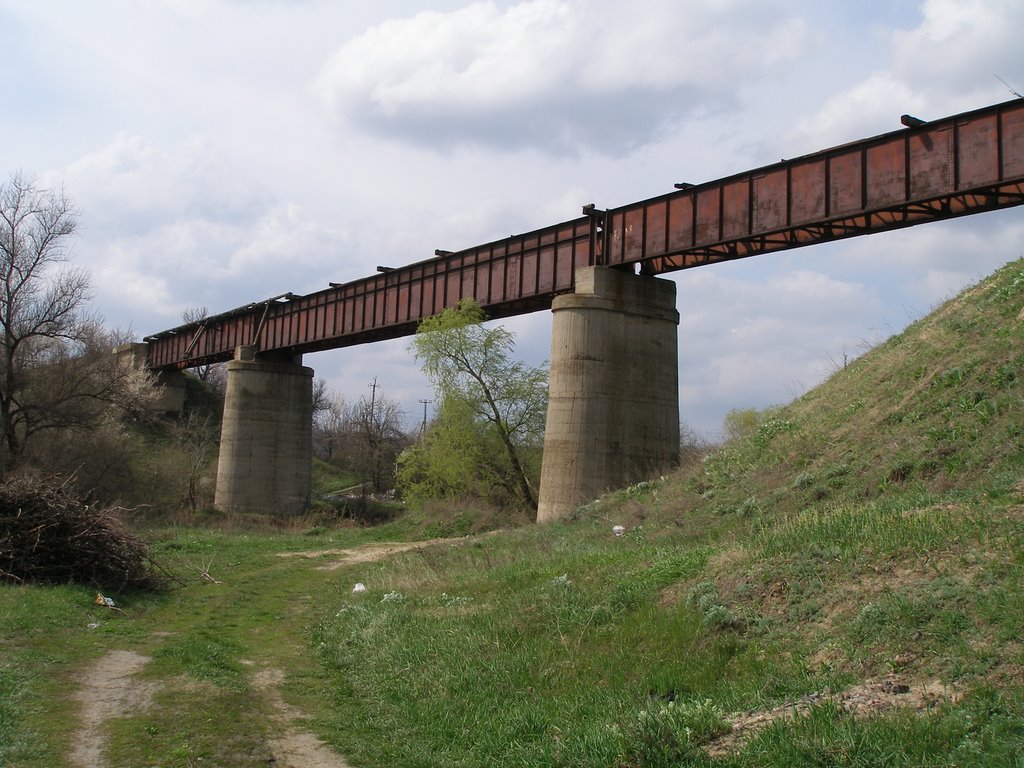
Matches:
[281,531,502,570]
[68,650,155,768]
[64,535,439,767]
[68,650,352,768]
[253,666,353,768]
[282,539,445,570]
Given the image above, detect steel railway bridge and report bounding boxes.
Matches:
[132,98,1024,519]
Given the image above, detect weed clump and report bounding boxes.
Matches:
[632,696,731,764]
[0,475,168,590]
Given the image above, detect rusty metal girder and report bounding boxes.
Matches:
[145,98,1024,371]
[609,99,1024,275]
[145,217,595,369]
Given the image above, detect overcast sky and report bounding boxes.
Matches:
[2,0,1022,435]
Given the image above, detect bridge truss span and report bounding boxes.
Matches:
[605,99,1024,274]
[145,98,1024,371]
[145,215,596,369]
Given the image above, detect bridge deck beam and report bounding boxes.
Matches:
[142,98,1024,372]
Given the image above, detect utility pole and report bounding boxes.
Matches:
[418,398,432,435]
[365,376,381,432]
[368,377,379,413]
[364,378,381,494]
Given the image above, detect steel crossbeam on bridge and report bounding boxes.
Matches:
[144,98,1024,371]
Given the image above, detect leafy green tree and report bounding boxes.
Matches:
[396,398,489,506]
[401,299,547,509]
[723,407,762,441]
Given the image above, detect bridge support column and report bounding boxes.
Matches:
[537,267,679,523]
[215,346,314,516]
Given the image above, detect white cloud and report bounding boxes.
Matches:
[315,0,808,154]
[787,0,1023,151]
[67,133,270,233]
[827,209,1024,309]
[90,243,177,324]
[892,0,1024,98]
[675,265,884,432]
[788,72,926,148]
[63,133,353,331]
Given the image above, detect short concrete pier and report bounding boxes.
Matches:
[536,267,679,523]
[214,346,313,515]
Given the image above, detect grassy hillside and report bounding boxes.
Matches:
[3,259,1024,766]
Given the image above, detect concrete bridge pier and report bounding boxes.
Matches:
[537,267,680,523]
[214,345,314,515]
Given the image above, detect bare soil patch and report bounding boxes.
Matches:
[281,539,448,569]
[283,532,501,570]
[705,677,961,757]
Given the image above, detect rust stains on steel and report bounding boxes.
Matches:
[145,98,1024,370]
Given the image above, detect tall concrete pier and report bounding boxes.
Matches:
[537,267,680,523]
[214,346,314,515]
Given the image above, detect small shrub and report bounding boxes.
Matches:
[631,697,730,765]
[994,268,1024,301]
[622,479,660,501]
[792,472,816,490]
[993,364,1018,389]
[688,581,743,631]
[887,460,915,484]
[934,366,969,388]
[732,496,762,518]
[754,418,796,448]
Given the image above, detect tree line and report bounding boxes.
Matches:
[1,170,551,516]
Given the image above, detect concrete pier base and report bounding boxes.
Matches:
[214,346,314,515]
[536,267,679,523]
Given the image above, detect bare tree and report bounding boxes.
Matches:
[679,421,713,469]
[312,384,348,461]
[179,411,217,513]
[350,382,405,493]
[314,382,406,492]
[0,172,153,472]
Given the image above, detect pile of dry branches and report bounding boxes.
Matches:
[0,476,167,590]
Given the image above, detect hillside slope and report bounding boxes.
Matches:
[694,256,1024,519]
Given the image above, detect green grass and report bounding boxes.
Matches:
[3,510,1023,766]
[311,455,361,497]
[5,258,1024,765]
